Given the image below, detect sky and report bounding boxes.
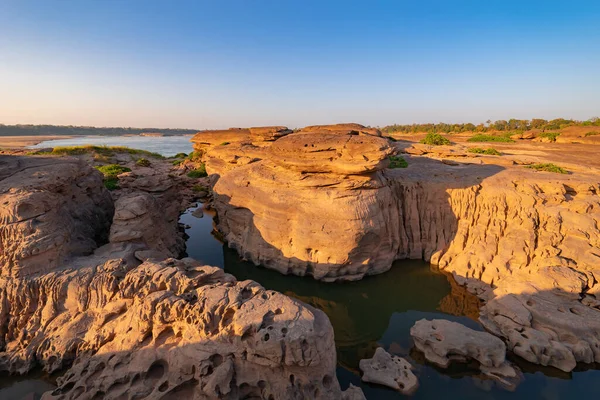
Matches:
[0,0,599,129]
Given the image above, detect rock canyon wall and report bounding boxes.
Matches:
[194,124,600,372]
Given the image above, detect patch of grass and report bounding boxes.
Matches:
[95,164,131,177]
[187,150,204,161]
[187,163,207,178]
[388,155,408,168]
[219,142,230,146]
[172,159,183,166]
[173,152,188,158]
[38,145,164,158]
[526,163,568,174]
[94,164,131,190]
[467,134,514,143]
[584,131,600,137]
[420,133,451,146]
[467,147,501,156]
[192,184,209,193]
[538,131,560,142]
[135,158,151,167]
[103,176,120,190]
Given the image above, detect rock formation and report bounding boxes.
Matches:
[0,154,357,400]
[208,127,396,281]
[359,347,418,394]
[410,319,521,389]
[0,156,113,277]
[109,192,184,257]
[191,126,293,155]
[7,258,339,400]
[200,124,600,373]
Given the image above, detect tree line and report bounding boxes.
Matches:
[380,117,600,134]
[0,124,199,136]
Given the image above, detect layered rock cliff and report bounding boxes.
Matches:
[199,124,600,371]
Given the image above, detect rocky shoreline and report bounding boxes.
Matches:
[0,123,599,398]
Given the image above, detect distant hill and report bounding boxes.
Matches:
[0,124,199,137]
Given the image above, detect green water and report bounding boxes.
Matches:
[180,203,600,399]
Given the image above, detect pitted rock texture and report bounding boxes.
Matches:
[0,257,341,399]
[0,155,114,277]
[109,192,185,257]
[359,347,418,394]
[410,319,521,389]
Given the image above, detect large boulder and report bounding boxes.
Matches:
[0,156,113,277]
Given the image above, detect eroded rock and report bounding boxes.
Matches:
[359,347,418,394]
[0,156,113,277]
[410,319,521,389]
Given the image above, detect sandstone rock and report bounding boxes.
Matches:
[298,123,381,137]
[359,347,418,394]
[0,156,113,277]
[0,257,341,399]
[341,384,366,400]
[191,126,292,154]
[410,319,520,389]
[109,192,185,257]
[268,133,393,174]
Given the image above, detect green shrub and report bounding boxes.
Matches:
[187,163,207,178]
[584,131,600,137]
[103,177,120,190]
[95,164,131,177]
[173,152,188,158]
[468,147,501,156]
[135,158,151,167]
[526,163,568,174]
[538,132,560,142]
[192,184,209,193]
[187,150,203,161]
[420,133,451,146]
[467,134,514,143]
[388,155,408,168]
[94,164,131,190]
[172,159,183,166]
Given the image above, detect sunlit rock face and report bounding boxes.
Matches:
[191,126,293,155]
[0,258,341,400]
[0,154,351,400]
[208,127,396,282]
[0,156,114,277]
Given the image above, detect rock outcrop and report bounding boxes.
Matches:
[109,192,185,257]
[359,347,418,394]
[191,126,293,155]
[0,153,352,400]
[202,126,600,373]
[0,156,114,277]
[11,258,339,400]
[410,319,521,389]
[209,128,396,281]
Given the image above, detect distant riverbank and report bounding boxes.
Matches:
[0,135,78,148]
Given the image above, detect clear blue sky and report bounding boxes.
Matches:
[1,0,598,129]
